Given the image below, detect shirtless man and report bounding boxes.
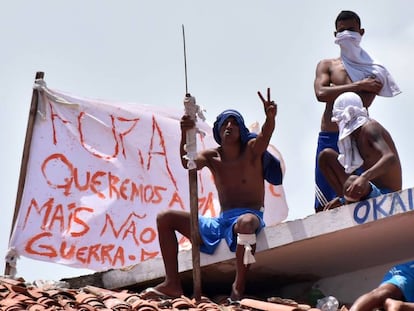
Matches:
[313,10,384,211]
[350,260,414,311]
[141,88,278,301]
[318,92,401,209]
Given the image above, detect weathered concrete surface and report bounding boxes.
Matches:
[63,188,414,301]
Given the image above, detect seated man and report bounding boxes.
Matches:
[141,88,282,301]
[318,92,402,211]
[350,260,414,311]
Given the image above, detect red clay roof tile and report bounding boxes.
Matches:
[0,275,327,311]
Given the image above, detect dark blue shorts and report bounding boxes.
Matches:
[315,131,339,210]
[198,208,265,254]
[366,182,392,198]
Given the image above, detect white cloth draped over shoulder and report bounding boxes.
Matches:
[335,30,401,97]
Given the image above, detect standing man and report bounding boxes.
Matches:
[313,10,400,212]
[140,88,282,301]
[318,92,401,209]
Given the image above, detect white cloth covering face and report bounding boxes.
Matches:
[332,92,370,174]
[335,30,401,97]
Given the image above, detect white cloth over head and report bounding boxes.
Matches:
[332,92,370,174]
[335,30,401,97]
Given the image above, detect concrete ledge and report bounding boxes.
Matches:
[65,187,414,296]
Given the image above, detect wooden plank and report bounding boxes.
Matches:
[5,71,44,276]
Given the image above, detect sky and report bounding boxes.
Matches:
[1,0,413,283]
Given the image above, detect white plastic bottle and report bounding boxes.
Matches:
[316,296,339,311]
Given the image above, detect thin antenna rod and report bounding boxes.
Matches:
[182,24,189,94]
[181,24,202,301]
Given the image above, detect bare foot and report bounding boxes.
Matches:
[324,197,343,211]
[140,281,183,299]
[230,282,244,301]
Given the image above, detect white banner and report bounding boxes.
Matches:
[9,84,288,271]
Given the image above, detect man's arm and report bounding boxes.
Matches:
[253,88,277,156]
[358,125,398,181]
[314,59,382,105]
[346,123,398,195]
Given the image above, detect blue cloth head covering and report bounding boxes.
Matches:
[212,109,283,185]
[213,109,250,145]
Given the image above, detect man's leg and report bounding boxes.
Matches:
[385,298,414,311]
[231,213,260,301]
[350,283,403,311]
[318,148,348,197]
[149,210,192,298]
[314,132,340,211]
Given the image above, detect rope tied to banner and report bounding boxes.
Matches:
[4,247,19,278]
[33,79,79,119]
[183,94,206,170]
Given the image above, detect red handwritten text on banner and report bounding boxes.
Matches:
[9,88,288,271]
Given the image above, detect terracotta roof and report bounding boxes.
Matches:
[0,276,328,311]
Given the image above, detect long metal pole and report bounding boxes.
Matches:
[182,24,201,301]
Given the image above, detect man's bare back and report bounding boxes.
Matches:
[355,120,402,192]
